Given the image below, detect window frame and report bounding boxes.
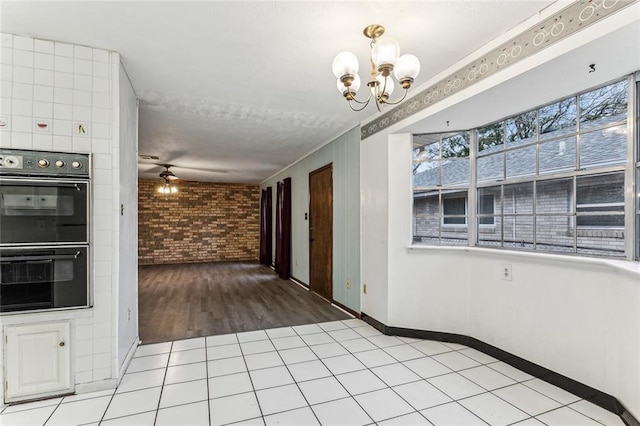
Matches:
[442,195,467,227]
[412,75,637,260]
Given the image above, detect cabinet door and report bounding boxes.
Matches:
[4,322,72,403]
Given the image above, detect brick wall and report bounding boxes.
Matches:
[138,179,260,264]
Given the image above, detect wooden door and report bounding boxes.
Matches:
[309,164,333,301]
[4,322,72,403]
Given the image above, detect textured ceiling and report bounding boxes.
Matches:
[2,1,557,183]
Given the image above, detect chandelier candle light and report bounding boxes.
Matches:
[333,24,421,112]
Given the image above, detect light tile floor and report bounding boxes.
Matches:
[0,319,625,426]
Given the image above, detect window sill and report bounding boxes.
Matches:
[406,244,640,277]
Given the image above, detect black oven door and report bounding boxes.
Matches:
[0,247,88,313]
[0,178,88,245]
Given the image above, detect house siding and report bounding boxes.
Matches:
[414,174,625,256]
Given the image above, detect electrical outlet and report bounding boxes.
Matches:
[502,264,512,281]
[127,307,131,321]
[363,283,367,294]
[346,279,351,289]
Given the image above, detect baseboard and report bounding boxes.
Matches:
[360,313,638,426]
[75,378,118,394]
[289,276,308,288]
[331,300,360,319]
[287,277,359,319]
[117,336,140,384]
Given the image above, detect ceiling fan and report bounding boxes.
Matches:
[138,153,230,182]
[159,164,179,181]
[158,164,179,194]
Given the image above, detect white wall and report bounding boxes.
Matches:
[116,63,139,369]
[359,131,390,323]
[385,135,640,417]
[0,33,137,403]
[261,126,361,312]
[360,4,640,420]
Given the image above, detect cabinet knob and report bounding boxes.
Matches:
[59,341,65,347]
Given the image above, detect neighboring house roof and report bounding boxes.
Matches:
[413,113,627,190]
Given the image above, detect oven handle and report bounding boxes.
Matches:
[0,252,81,262]
[0,180,86,191]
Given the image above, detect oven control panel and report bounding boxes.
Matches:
[0,149,89,177]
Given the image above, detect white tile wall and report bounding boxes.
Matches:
[0,32,121,403]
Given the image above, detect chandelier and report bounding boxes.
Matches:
[333,24,421,112]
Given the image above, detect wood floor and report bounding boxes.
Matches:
[138,261,351,344]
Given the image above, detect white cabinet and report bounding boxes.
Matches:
[4,322,73,403]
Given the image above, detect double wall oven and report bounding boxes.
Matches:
[0,149,90,314]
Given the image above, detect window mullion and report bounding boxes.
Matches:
[500,185,505,248]
[625,73,637,260]
[469,129,478,247]
[533,180,537,251]
[573,176,578,253]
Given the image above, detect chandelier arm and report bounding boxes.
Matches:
[382,88,409,106]
[381,75,389,97]
[348,98,372,112]
[347,88,373,105]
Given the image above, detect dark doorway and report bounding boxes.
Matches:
[309,164,333,301]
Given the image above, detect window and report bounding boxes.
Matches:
[441,194,496,226]
[576,173,625,228]
[475,79,628,258]
[412,77,636,260]
[443,196,466,225]
[478,194,495,225]
[413,132,470,245]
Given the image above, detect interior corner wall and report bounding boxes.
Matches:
[359,131,390,323]
[359,8,640,420]
[116,62,139,369]
[137,179,259,265]
[260,126,361,313]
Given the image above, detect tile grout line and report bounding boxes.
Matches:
[98,374,120,424]
[38,398,64,426]
[151,340,173,426]
[342,327,456,425]
[388,344,502,425]
[300,321,388,424]
[399,344,605,425]
[124,334,606,426]
[0,321,621,426]
[235,332,266,425]
[203,336,213,426]
[242,323,374,422]
[263,326,325,424]
[565,403,612,425]
[442,357,546,423]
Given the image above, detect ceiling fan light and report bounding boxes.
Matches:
[394,54,421,82]
[371,37,399,69]
[332,51,359,79]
